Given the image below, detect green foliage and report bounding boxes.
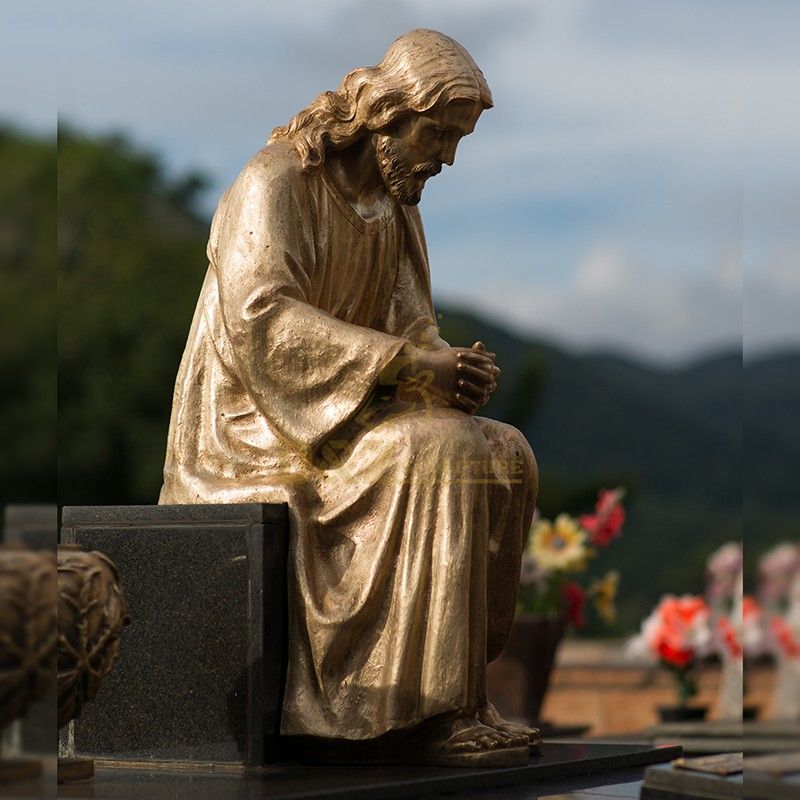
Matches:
[57,126,209,503]
[0,126,56,502]
[665,662,700,706]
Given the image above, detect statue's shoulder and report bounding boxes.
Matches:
[237,140,305,191]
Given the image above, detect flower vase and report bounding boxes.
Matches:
[495,614,567,723]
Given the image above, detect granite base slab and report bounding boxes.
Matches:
[59,504,289,767]
[55,742,682,800]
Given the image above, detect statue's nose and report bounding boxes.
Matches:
[438,137,458,167]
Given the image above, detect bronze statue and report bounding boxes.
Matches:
[161,29,539,767]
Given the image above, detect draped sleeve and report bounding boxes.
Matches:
[213,145,408,455]
[385,205,451,351]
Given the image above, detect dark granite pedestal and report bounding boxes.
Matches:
[59,504,289,767]
[54,742,682,800]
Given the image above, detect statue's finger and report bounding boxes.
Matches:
[456,362,494,385]
[457,378,486,402]
[455,393,480,414]
[460,350,497,367]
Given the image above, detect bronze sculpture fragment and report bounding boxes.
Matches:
[161,29,539,767]
[0,546,56,783]
[0,547,56,732]
[57,545,129,781]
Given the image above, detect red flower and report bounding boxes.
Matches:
[639,595,711,668]
[563,581,586,627]
[657,640,694,668]
[743,595,760,620]
[717,616,743,659]
[580,488,626,547]
[771,617,800,659]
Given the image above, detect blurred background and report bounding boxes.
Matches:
[2,0,798,735]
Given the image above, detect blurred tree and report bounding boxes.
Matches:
[0,126,56,503]
[58,126,209,503]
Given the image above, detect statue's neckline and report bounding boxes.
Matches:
[319,167,396,234]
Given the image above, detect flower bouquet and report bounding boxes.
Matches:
[705,542,751,718]
[492,488,625,722]
[629,594,713,720]
[518,487,625,628]
[758,543,800,662]
[758,543,800,718]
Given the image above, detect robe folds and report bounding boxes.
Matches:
[160,140,538,740]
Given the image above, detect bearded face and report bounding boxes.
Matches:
[375,134,440,206]
[373,100,483,206]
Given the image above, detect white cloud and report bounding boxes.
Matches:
[437,244,744,363]
[745,250,800,356]
[3,0,797,359]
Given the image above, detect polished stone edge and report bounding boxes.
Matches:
[84,743,683,800]
[286,743,683,800]
[62,503,289,527]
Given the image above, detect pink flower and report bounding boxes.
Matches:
[759,543,800,606]
[580,487,626,547]
[706,542,743,604]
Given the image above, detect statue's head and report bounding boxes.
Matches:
[270,29,493,205]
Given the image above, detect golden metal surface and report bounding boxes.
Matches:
[161,29,538,766]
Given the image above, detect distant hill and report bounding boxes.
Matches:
[743,350,800,575]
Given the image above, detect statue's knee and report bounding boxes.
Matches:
[393,411,490,463]
[488,422,538,491]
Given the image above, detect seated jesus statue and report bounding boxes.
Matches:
[160,28,539,767]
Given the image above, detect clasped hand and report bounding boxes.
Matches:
[396,341,500,414]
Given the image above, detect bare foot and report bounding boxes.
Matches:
[438,713,512,752]
[479,702,542,752]
[414,712,529,767]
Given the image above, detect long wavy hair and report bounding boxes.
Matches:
[270,29,493,169]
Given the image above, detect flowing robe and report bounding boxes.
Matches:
[160,140,537,740]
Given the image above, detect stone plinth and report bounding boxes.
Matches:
[58,503,289,766]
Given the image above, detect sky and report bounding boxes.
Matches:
[5,0,798,363]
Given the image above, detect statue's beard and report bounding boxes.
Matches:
[375,135,439,206]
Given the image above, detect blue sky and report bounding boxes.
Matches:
[5,0,798,362]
